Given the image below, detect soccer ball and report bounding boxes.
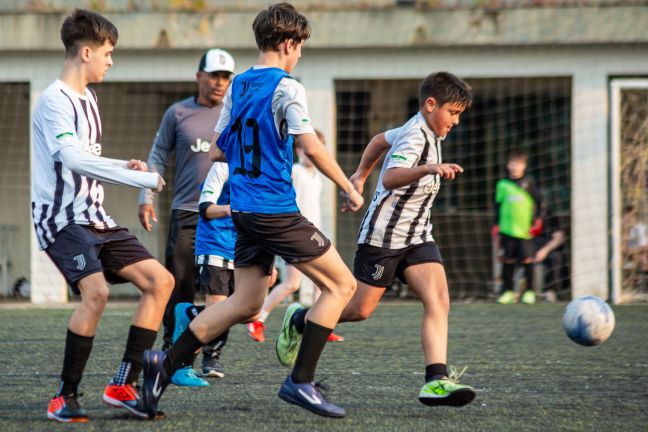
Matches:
[562,296,615,346]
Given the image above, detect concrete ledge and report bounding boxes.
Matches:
[1,6,647,51]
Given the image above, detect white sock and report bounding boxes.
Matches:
[258,310,269,323]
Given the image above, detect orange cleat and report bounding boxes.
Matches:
[327,332,345,342]
[247,320,266,342]
[102,382,147,418]
[47,394,88,423]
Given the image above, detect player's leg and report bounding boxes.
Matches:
[404,259,475,407]
[249,264,302,342]
[102,256,173,417]
[161,210,198,349]
[48,272,109,423]
[338,281,386,322]
[142,264,269,419]
[497,234,517,304]
[276,246,355,418]
[338,243,399,323]
[44,225,112,423]
[311,284,345,342]
[520,240,536,304]
[200,265,234,378]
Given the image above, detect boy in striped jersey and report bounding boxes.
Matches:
[33,9,173,422]
[339,72,477,407]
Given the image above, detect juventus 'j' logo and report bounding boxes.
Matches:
[310,232,325,247]
[239,82,250,98]
[372,264,384,280]
[73,254,86,271]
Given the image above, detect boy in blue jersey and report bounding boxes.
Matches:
[170,161,278,386]
[142,3,364,419]
[168,161,234,387]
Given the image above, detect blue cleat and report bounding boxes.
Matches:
[173,302,195,342]
[278,375,345,418]
[172,366,209,387]
[143,350,171,419]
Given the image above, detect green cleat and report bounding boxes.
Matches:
[418,366,476,407]
[497,290,516,304]
[276,303,304,367]
[521,290,536,305]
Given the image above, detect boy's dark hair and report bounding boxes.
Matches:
[508,150,528,163]
[60,9,118,58]
[252,3,311,52]
[419,72,472,108]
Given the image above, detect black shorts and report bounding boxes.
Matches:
[232,211,331,275]
[45,224,154,294]
[353,242,443,288]
[500,234,534,262]
[196,264,234,297]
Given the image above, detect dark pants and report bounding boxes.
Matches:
[162,209,198,347]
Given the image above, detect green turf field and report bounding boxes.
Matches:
[0,302,646,431]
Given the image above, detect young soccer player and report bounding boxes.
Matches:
[338,72,477,407]
[247,131,344,343]
[142,3,363,419]
[170,161,278,383]
[33,9,174,422]
[492,151,544,304]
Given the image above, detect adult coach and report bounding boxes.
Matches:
[138,49,235,349]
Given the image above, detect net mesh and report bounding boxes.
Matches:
[336,77,572,299]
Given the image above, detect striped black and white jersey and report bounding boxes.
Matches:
[357,113,443,249]
[31,80,115,250]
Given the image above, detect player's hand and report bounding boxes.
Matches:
[349,172,366,194]
[426,163,463,180]
[127,159,148,171]
[138,204,157,232]
[491,225,499,239]
[529,218,543,237]
[341,188,364,212]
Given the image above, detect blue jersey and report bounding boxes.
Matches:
[195,163,236,262]
[216,67,297,214]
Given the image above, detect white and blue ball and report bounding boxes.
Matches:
[562,295,615,346]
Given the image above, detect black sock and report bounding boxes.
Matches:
[523,263,534,293]
[291,308,309,334]
[425,363,448,382]
[163,328,202,374]
[57,329,94,396]
[203,329,229,357]
[291,320,332,383]
[113,326,157,385]
[502,263,515,292]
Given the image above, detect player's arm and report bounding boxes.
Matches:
[382,163,463,190]
[298,132,363,211]
[42,97,164,192]
[279,79,363,210]
[56,145,163,191]
[209,86,232,162]
[350,133,390,193]
[535,229,566,262]
[198,163,230,220]
[209,132,226,162]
